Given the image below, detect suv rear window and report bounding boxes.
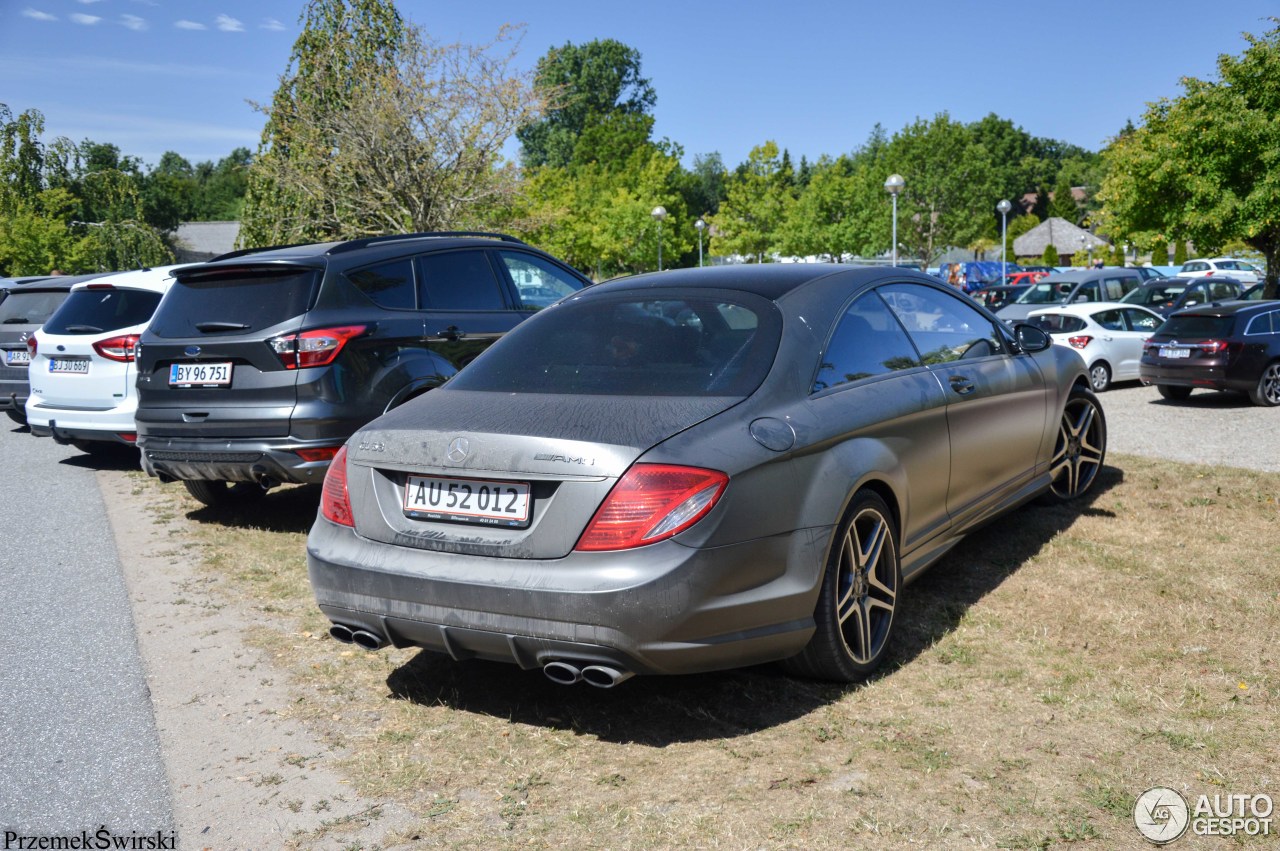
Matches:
[0,290,69,326]
[449,294,781,397]
[44,288,162,335]
[1155,315,1235,339]
[151,268,320,337]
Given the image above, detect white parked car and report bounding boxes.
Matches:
[1026,302,1164,392]
[1178,258,1262,284]
[25,265,182,453]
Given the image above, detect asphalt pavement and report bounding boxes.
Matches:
[0,421,174,841]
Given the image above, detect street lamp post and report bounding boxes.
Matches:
[695,218,706,267]
[651,206,668,271]
[1079,235,1087,267]
[884,174,904,266]
[997,199,1012,283]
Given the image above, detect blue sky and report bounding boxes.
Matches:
[2,0,1276,170]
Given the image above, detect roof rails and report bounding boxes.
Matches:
[325,231,527,256]
[207,241,319,263]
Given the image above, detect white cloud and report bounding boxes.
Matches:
[22,9,57,21]
[260,17,285,32]
[71,13,102,25]
[174,20,206,30]
[215,14,244,32]
[120,14,147,31]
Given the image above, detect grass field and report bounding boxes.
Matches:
[131,454,1279,849]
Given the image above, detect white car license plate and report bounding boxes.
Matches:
[49,357,90,374]
[403,474,531,527]
[169,362,233,386]
[1159,347,1190,359]
[5,349,29,366]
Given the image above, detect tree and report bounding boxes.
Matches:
[1050,178,1078,223]
[1150,239,1169,265]
[517,39,656,170]
[1006,213,1039,260]
[240,1,545,245]
[1042,243,1060,266]
[1098,18,1280,296]
[1173,239,1188,265]
[709,141,793,262]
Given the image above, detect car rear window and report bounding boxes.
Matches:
[43,288,163,335]
[1015,282,1070,305]
[0,290,70,326]
[448,293,781,397]
[1155,315,1235,339]
[150,268,320,337]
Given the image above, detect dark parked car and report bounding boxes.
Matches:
[1140,301,1280,405]
[1120,276,1243,316]
[1,273,115,423]
[997,267,1144,322]
[973,284,1030,312]
[308,265,1106,686]
[1238,283,1277,301]
[1130,266,1168,282]
[135,232,592,506]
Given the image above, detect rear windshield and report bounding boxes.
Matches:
[0,290,70,327]
[1155,315,1235,339]
[1027,313,1087,334]
[44,288,162,335]
[1122,284,1186,306]
[150,268,319,337]
[449,293,781,397]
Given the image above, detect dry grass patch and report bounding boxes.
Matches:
[130,454,1279,849]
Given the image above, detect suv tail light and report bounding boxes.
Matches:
[268,325,367,369]
[320,445,354,527]
[93,333,141,362]
[1066,335,1093,349]
[1199,340,1229,354]
[26,334,37,357]
[575,464,729,552]
[295,446,341,463]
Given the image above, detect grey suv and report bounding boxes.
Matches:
[996,267,1143,322]
[134,233,591,506]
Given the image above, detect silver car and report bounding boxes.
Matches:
[307,266,1106,686]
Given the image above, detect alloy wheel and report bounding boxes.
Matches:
[835,506,897,665]
[1049,393,1105,500]
[1254,362,1280,407]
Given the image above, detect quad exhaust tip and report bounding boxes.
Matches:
[543,661,634,688]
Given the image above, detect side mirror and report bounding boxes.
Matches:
[1013,323,1052,353]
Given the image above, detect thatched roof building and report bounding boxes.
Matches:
[1013,217,1109,259]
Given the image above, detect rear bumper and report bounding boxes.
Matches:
[0,380,29,413]
[1139,359,1248,392]
[25,396,138,444]
[138,433,343,485]
[306,516,827,677]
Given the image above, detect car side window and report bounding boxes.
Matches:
[1122,308,1160,332]
[345,258,417,310]
[812,292,922,393]
[417,250,507,311]
[879,283,1006,364]
[1208,281,1237,300]
[1077,282,1100,302]
[1092,309,1125,331]
[496,251,585,311]
[1245,311,1276,336]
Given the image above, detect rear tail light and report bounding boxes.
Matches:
[1066,335,1093,349]
[93,333,141,362]
[26,334,37,356]
[320,445,354,527]
[118,433,137,443]
[1199,340,1229,354]
[295,446,341,463]
[268,325,367,369]
[575,464,729,551]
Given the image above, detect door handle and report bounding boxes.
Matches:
[949,375,976,396]
[436,325,464,342]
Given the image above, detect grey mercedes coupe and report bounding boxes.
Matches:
[307,265,1106,686]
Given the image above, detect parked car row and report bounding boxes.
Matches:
[6,239,1113,687]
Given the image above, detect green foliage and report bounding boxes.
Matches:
[1098,18,1280,294]
[1051,178,1078,222]
[1007,213,1039,259]
[518,39,656,170]
[1173,239,1188,265]
[709,141,793,262]
[1042,243,1060,266]
[1150,239,1169,265]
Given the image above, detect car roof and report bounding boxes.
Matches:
[3,271,123,293]
[68,264,186,293]
[189,232,533,272]
[1173,300,1277,318]
[1027,301,1149,318]
[586,264,922,301]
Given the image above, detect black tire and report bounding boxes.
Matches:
[1249,361,1280,407]
[5,409,26,425]
[1044,385,1107,503]
[784,489,901,682]
[1157,384,1192,401]
[1087,361,1111,393]
[183,479,267,508]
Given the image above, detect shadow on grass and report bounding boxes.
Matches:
[183,483,322,534]
[384,464,1124,744]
